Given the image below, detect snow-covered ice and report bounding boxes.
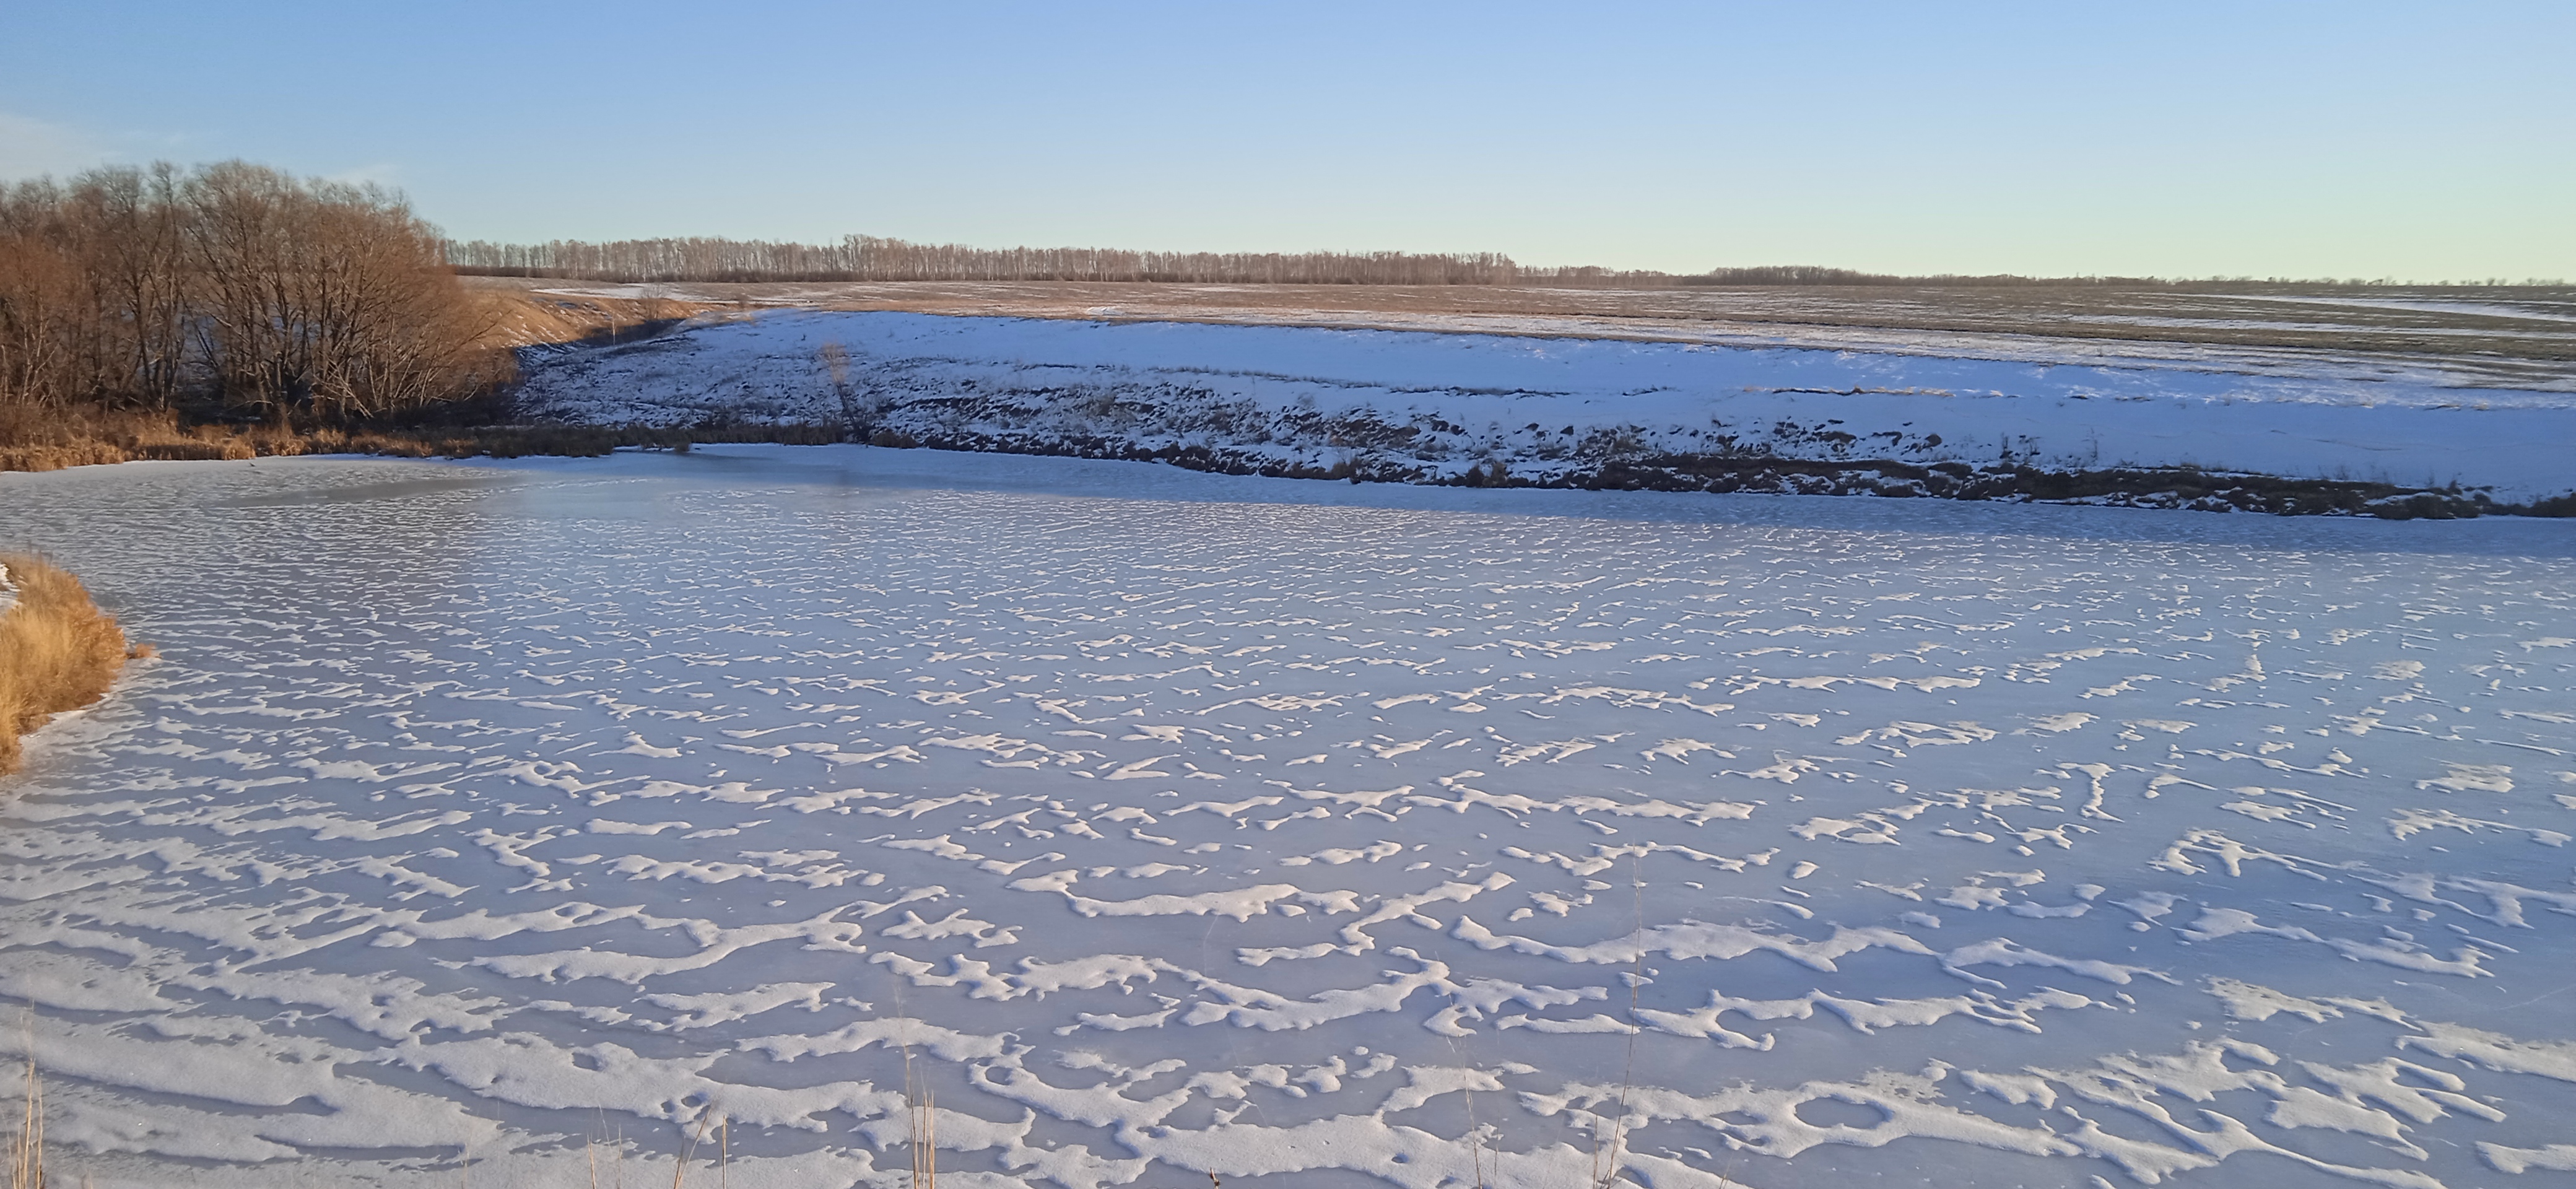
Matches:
[3,446,2575,1188]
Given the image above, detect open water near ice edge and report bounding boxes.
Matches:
[2,443,2574,1189]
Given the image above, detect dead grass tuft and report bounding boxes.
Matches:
[7,1056,39,1189]
[0,554,133,774]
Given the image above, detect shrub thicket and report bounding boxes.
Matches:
[0,162,510,427]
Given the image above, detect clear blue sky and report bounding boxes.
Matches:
[5,1,2569,280]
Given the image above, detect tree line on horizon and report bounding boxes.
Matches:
[443,236,2559,290]
[446,235,1573,285]
[441,235,1921,286]
[1,162,508,425]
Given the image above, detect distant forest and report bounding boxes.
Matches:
[441,235,2107,287]
[446,236,1586,286]
[443,236,2552,289]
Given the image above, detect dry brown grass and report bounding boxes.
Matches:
[0,403,803,474]
[0,406,264,473]
[0,553,137,774]
[472,288,724,350]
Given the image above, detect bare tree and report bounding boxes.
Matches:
[67,165,189,409]
[0,227,87,410]
[0,160,507,426]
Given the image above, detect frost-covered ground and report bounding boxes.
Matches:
[513,312,2576,507]
[4,446,2576,1189]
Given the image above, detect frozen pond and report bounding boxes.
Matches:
[3,445,2574,1189]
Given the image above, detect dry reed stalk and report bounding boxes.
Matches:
[7,1064,37,1189]
[669,1111,714,1189]
[9,1016,42,1189]
[1608,858,1650,1188]
[0,554,138,774]
[902,1044,936,1189]
[891,976,936,1189]
[1585,856,1649,1189]
[910,1088,934,1189]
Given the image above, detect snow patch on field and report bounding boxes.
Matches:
[515,311,2576,501]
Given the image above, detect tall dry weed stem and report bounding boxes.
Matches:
[909,1085,936,1189]
[902,1030,936,1189]
[9,1021,42,1189]
[891,977,936,1189]
[0,554,136,774]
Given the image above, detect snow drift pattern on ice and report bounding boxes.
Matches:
[1,448,2574,1188]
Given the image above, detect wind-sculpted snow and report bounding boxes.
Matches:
[2,446,2574,1188]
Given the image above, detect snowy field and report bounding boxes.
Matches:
[4,445,2576,1189]
[513,312,2576,508]
[503,280,2576,394]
